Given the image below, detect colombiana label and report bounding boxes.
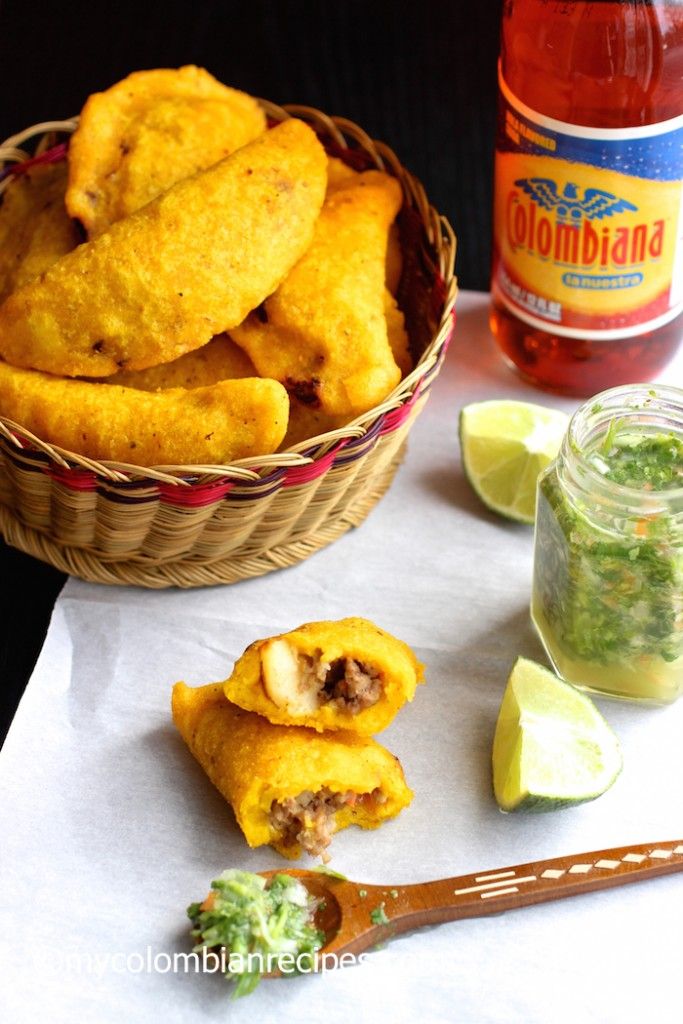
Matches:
[492,62,683,340]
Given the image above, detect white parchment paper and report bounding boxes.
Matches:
[2,293,683,1024]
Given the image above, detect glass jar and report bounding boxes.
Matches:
[531,384,683,704]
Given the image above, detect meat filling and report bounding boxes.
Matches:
[299,654,382,714]
[269,786,387,859]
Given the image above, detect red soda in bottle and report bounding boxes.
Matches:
[490,0,683,395]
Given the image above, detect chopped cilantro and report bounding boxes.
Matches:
[598,416,623,457]
[592,432,683,491]
[187,869,323,998]
[370,902,390,926]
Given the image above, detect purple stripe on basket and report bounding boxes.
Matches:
[96,489,161,505]
[255,466,288,486]
[331,417,384,467]
[228,467,289,501]
[378,388,425,437]
[350,416,384,447]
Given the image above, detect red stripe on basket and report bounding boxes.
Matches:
[47,467,98,491]
[430,273,449,319]
[158,480,233,507]
[283,448,339,486]
[379,388,423,436]
[379,404,413,435]
[10,144,69,176]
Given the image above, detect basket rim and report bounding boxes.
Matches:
[0,104,457,487]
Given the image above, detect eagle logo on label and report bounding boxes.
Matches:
[514,178,638,222]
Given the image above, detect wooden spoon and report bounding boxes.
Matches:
[262,838,683,961]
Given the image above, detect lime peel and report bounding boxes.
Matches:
[460,400,569,524]
[492,656,622,812]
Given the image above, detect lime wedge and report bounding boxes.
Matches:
[492,657,622,812]
[459,400,568,523]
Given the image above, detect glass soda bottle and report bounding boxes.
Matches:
[490,0,683,395]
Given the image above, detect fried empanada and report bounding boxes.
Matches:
[172,682,413,859]
[326,158,402,293]
[67,66,266,237]
[278,290,411,447]
[109,334,256,390]
[384,288,412,376]
[0,119,327,378]
[0,164,81,302]
[279,404,346,449]
[0,360,288,465]
[231,170,403,422]
[326,155,360,194]
[385,223,403,295]
[223,617,424,735]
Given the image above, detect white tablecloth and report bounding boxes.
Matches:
[2,291,682,1024]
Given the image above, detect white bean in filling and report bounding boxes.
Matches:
[261,639,383,716]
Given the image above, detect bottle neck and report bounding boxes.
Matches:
[501,0,683,128]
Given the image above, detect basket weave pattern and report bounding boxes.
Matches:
[0,102,456,588]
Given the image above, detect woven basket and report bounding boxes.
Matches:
[0,102,457,588]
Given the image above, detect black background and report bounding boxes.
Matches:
[0,0,503,743]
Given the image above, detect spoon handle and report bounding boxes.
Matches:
[327,838,683,956]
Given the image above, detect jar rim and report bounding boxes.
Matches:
[565,383,683,509]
